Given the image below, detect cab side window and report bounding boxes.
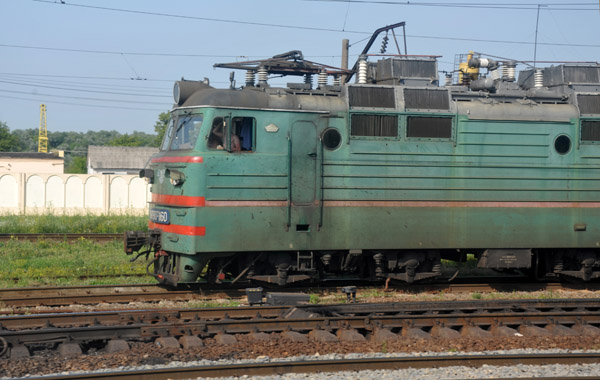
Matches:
[232,117,254,151]
[208,116,254,152]
[208,117,225,150]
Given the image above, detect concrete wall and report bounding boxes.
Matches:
[0,173,151,215]
[0,158,64,174]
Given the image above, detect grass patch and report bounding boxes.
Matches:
[0,213,147,234]
[187,299,241,308]
[0,239,148,288]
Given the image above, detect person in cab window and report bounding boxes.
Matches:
[208,117,241,152]
[208,117,224,149]
[231,133,241,152]
[239,118,253,151]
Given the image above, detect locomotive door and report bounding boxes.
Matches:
[288,120,318,231]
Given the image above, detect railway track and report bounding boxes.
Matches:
[1,281,599,308]
[0,233,122,243]
[2,299,600,358]
[19,353,600,380]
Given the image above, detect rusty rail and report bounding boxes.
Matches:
[2,281,600,308]
[3,299,600,350]
[20,354,600,380]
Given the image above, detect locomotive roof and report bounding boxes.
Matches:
[179,85,347,113]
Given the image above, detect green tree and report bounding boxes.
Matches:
[154,111,170,147]
[65,155,87,174]
[0,122,22,152]
[109,134,145,147]
[109,131,156,147]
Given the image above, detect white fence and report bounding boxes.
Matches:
[0,173,151,215]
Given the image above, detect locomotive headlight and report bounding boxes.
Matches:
[173,82,181,105]
[166,169,185,186]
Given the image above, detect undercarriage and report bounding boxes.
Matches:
[125,231,600,286]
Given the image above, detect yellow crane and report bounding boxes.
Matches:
[38,104,48,153]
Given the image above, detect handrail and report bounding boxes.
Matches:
[318,137,324,230]
[286,132,292,231]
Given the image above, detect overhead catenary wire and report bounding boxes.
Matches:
[0,89,172,106]
[0,95,167,112]
[31,0,369,35]
[0,79,172,98]
[0,72,174,82]
[0,72,230,86]
[0,75,172,93]
[302,0,598,11]
[3,35,600,61]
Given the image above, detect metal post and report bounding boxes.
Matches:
[341,39,349,84]
[533,4,546,68]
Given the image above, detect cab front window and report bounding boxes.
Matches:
[160,117,175,151]
[170,114,204,150]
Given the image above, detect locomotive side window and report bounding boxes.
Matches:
[232,117,255,151]
[207,116,254,152]
[350,114,398,137]
[170,114,204,150]
[406,116,453,139]
[208,117,225,149]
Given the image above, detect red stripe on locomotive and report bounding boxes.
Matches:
[152,194,206,207]
[151,156,204,163]
[148,222,206,236]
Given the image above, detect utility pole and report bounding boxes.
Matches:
[38,104,48,153]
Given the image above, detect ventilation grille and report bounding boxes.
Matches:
[582,120,600,141]
[565,67,599,84]
[376,59,437,81]
[406,117,452,139]
[404,89,450,110]
[351,114,398,137]
[349,87,395,108]
[578,95,600,114]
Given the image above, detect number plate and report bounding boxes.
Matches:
[150,208,170,225]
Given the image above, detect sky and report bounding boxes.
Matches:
[1,0,599,137]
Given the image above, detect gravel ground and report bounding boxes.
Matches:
[3,336,600,378]
[8,349,600,379]
[203,363,600,380]
[3,289,600,378]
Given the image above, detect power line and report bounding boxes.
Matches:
[0,95,166,111]
[0,79,172,98]
[0,75,172,93]
[303,0,598,11]
[0,43,253,58]
[0,72,173,82]
[32,0,369,34]
[0,72,230,85]
[405,33,600,49]
[4,34,600,61]
[0,89,171,106]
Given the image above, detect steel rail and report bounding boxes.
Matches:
[1,297,599,327]
[0,284,246,307]
[2,299,600,347]
[20,353,600,380]
[3,297,600,330]
[2,281,600,308]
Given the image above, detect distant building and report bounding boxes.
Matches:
[0,152,64,173]
[87,145,158,175]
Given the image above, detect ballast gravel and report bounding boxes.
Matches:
[9,349,600,379]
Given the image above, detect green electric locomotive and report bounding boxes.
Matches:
[125,24,600,286]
